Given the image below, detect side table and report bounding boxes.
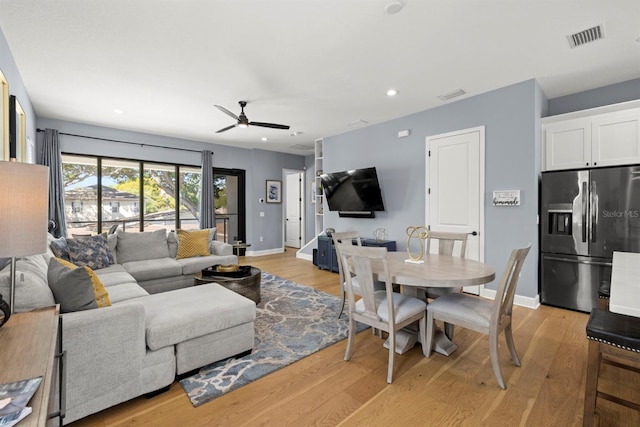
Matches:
[233,243,251,256]
[0,305,63,426]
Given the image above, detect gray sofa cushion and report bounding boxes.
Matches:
[138,283,256,351]
[0,254,55,312]
[107,283,149,303]
[121,258,182,282]
[116,229,169,263]
[177,254,238,275]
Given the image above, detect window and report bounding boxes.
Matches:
[179,166,201,230]
[110,202,120,213]
[102,158,139,232]
[62,155,98,235]
[143,163,176,232]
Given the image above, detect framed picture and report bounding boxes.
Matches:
[310,181,316,203]
[266,180,282,203]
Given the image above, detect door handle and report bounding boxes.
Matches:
[543,255,612,267]
[469,231,478,236]
[582,181,587,243]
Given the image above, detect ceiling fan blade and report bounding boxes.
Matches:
[214,105,239,120]
[250,121,290,130]
[215,124,237,133]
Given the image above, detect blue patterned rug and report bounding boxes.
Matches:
[179,272,366,407]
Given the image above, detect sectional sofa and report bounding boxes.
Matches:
[0,228,257,424]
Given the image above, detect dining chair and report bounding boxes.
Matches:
[424,244,531,389]
[337,242,428,383]
[332,231,363,319]
[424,231,469,338]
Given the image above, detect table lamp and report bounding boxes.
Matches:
[0,161,49,313]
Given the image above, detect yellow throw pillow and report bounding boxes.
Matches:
[176,229,210,259]
[52,257,111,308]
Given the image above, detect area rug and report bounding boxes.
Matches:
[179,271,366,407]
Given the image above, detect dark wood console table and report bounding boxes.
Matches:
[0,306,61,426]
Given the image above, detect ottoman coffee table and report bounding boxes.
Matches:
[195,266,261,304]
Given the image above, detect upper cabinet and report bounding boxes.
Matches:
[543,102,640,171]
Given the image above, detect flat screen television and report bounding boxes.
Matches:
[320,167,385,216]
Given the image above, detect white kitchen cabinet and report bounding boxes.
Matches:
[591,110,640,167]
[543,103,640,171]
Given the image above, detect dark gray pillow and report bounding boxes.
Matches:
[67,233,113,270]
[47,258,98,313]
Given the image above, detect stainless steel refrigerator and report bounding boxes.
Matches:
[540,165,640,312]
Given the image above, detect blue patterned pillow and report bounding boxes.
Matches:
[67,233,113,270]
[50,237,70,261]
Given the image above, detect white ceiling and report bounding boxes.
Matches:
[1,0,639,155]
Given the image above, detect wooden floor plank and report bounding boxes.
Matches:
[70,249,639,426]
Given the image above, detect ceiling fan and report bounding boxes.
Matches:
[214,101,290,133]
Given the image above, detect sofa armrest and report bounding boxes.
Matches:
[210,240,233,256]
[62,302,147,419]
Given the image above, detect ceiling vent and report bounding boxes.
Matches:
[567,24,605,48]
[438,88,466,101]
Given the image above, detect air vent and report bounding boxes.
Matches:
[438,88,466,101]
[567,24,605,48]
[290,144,314,151]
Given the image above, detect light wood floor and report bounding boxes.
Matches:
[72,249,639,427]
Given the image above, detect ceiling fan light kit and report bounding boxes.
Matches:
[214,101,290,133]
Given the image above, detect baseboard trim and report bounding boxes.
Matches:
[245,247,285,257]
[479,288,540,310]
[296,252,313,261]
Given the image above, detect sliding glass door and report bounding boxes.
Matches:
[213,168,245,244]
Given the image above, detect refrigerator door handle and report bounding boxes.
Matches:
[591,182,597,243]
[543,255,612,267]
[582,181,588,243]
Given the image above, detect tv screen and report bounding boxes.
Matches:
[320,167,385,212]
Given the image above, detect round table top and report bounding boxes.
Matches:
[195,266,261,283]
[373,252,496,288]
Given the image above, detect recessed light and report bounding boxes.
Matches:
[387,89,398,97]
[261,137,268,142]
[113,109,124,114]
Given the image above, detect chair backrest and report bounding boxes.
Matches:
[425,231,468,258]
[332,231,363,285]
[490,244,531,331]
[336,242,392,324]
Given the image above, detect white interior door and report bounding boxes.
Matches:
[285,172,302,248]
[426,126,485,294]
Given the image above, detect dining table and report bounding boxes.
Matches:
[369,251,496,356]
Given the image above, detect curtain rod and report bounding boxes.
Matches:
[36,128,212,155]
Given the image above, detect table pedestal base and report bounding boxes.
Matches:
[383,328,458,356]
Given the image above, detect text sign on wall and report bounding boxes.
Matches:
[493,190,520,206]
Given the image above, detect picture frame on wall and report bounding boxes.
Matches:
[310,182,316,204]
[266,180,282,203]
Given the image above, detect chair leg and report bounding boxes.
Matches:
[344,316,356,361]
[387,330,395,383]
[444,322,455,340]
[489,333,506,389]
[504,323,521,366]
[425,310,435,358]
[419,315,428,357]
[337,288,346,319]
[583,340,601,427]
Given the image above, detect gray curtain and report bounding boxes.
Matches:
[39,129,67,238]
[199,150,215,229]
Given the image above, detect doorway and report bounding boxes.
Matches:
[284,170,304,249]
[426,126,485,294]
[213,168,246,246]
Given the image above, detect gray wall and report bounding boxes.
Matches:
[548,78,640,116]
[36,118,305,252]
[0,26,36,160]
[323,79,543,299]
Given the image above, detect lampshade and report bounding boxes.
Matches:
[0,161,49,258]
